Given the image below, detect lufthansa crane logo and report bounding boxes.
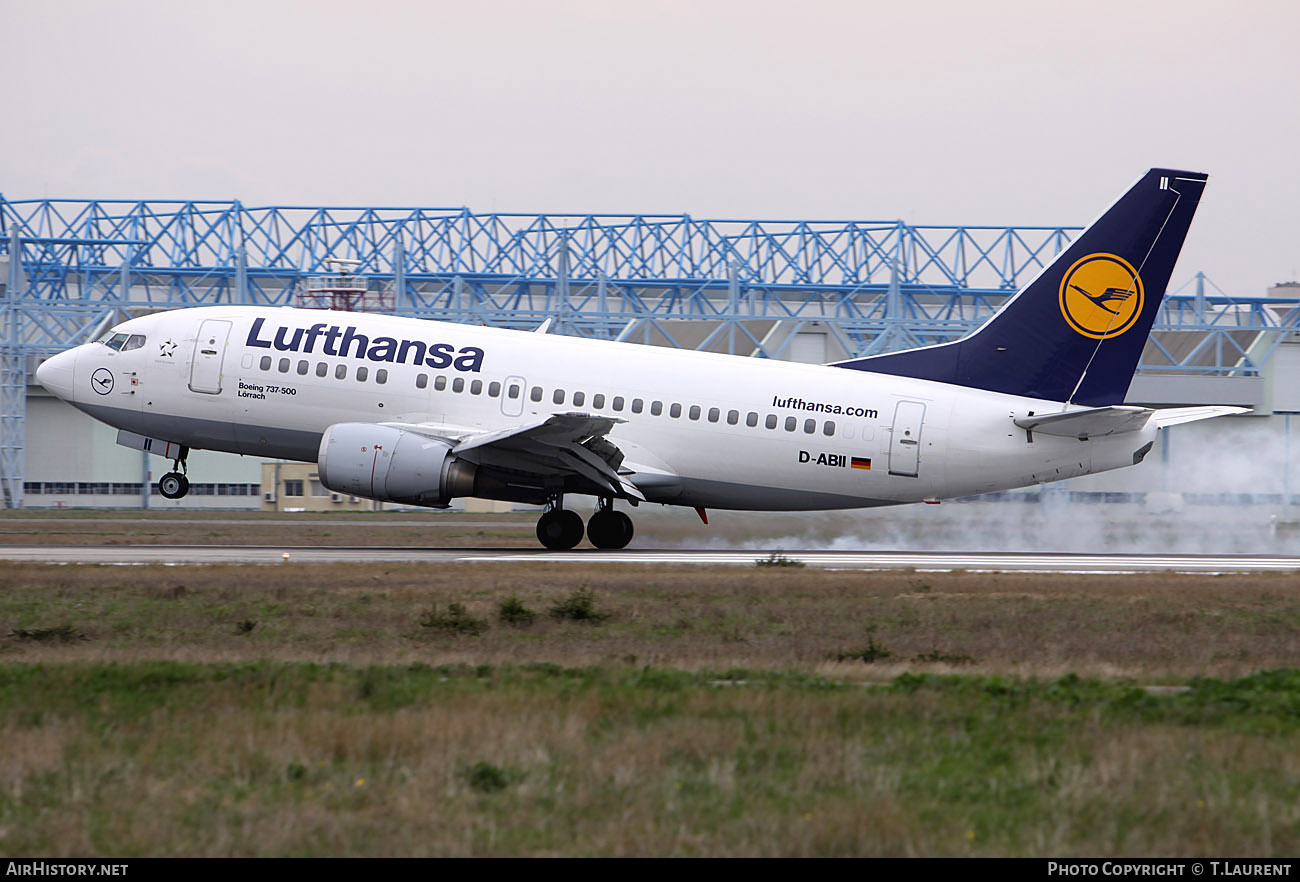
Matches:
[1058,253,1144,340]
[90,367,114,395]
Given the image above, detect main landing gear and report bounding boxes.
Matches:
[587,498,634,549]
[536,502,584,550]
[535,496,635,550]
[157,448,191,500]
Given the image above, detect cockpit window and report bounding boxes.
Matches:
[99,329,147,352]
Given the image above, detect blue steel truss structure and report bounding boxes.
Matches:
[2,195,1295,507]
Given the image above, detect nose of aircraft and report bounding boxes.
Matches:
[35,348,78,401]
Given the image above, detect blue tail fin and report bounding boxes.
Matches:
[832,169,1208,405]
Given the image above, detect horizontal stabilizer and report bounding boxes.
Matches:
[1014,406,1153,439]
[1150,405,1251,428]
[1015,404,1249,439]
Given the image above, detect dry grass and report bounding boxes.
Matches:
[1,562,1298,678]
[0,510,540,547]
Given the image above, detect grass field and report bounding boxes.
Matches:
[1,545,1299,856]
[3,561,1300,678]
[4,661,1300,857]
[0,509,543,548]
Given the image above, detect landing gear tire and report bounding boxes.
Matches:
[587,508,634,549]
[536,509,584,550]
[158,472,190,500]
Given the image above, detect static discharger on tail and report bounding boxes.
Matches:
[36,169,1247,549]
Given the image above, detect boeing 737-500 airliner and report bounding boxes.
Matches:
[35,169,1245,549]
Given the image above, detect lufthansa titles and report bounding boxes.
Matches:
[246,318,484,372]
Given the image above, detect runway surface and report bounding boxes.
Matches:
[4,545,1300,573]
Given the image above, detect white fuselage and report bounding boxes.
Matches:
[37,306,1157,510]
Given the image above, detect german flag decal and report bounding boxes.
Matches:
[851,457,872,470]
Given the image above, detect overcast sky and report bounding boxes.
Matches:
[2,0,1295,295]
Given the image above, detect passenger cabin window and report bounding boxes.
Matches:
[278,358,290,373]
[612,396,624,412]
[336,365,347,380]
[416,374,428,389]
[651,401,663,416]
[452,377,464,393]
[765,415,777,429]
[435,376,447,391]
[488,381,501,397]
[593,394,606,409]
[553,389,565,405]
[823,421,835,436]
[688,405,701,421]
[708,407,720,423]
[670,403,682,418]
[376,369,388,384]
[357,366,369,382]
[785,417,797,432]
[508,384,520,399]
[803,419,816,434]
[632,398,643,414]
[315,362,328,378]
[259,356,272,371]
[530,386,543,402]
[297,360,309,376]
[573,391,585,407]
[747,412,759,427]
[470,380,482,395]
[727,410,739,425]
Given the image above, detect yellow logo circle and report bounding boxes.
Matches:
[1058,253,1144,340]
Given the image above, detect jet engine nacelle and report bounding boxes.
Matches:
[317,423,477,507]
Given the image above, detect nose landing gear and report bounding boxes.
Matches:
[157,448,191,500]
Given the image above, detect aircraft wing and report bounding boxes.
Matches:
[1014,404,1248,439]
[385,413,645,500]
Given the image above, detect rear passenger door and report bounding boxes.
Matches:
[888,401,926,477]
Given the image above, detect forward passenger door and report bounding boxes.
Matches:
[189,320,232,394]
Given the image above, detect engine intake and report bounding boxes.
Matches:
[317,423,477,507]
